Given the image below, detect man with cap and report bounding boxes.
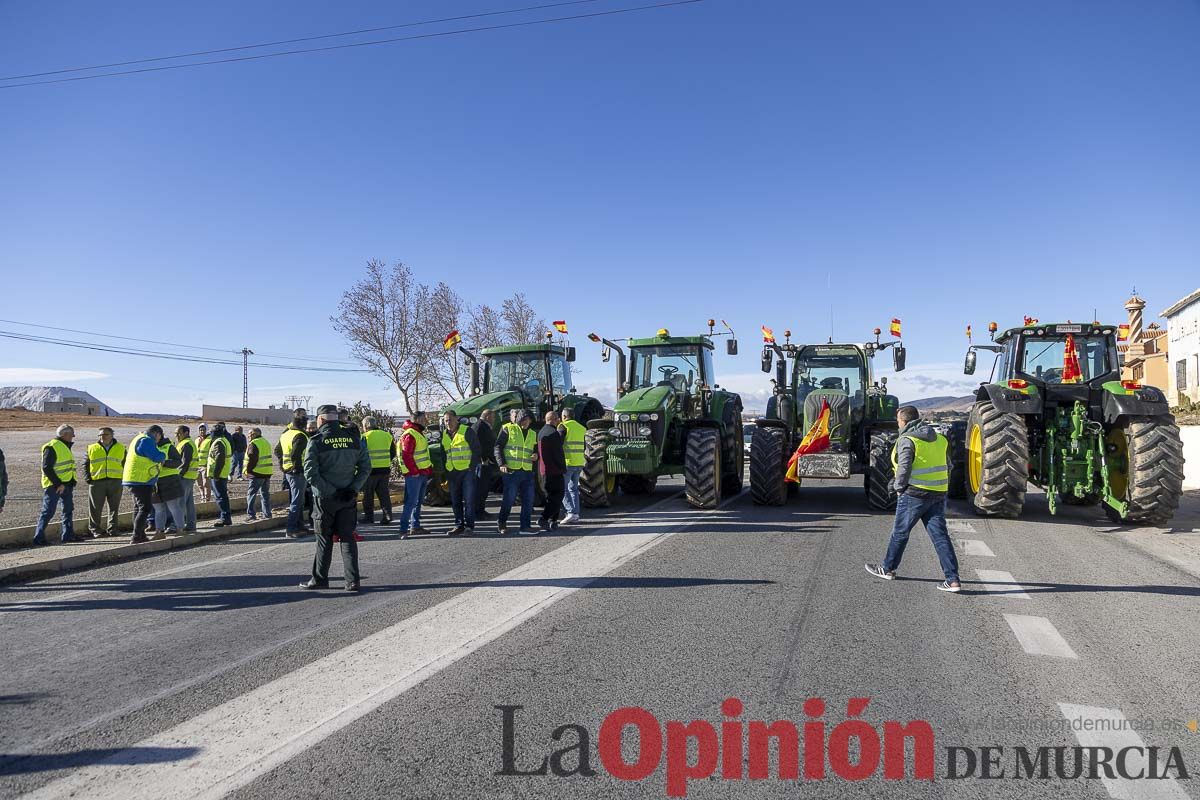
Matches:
[397,410,433,538]
[301,404,372,592]
[244,426,274,521]
[275,409,310,537]
[360,416,396,525]
[495,409,539,535]
[206,422,235,527]
[83,427,126,537]
[122,425,169,543]
[34,425,80,545]
[441,409,480,535]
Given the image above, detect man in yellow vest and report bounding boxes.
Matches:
[83,427,126,537]
[33,425,80,545]
[194,423,212,503]
[122,425,169,543]
[244,427,275,521]
[150,437,186,540]
[558,407,587,524]
[865,406,961,593]
[206,422,235,527]
[397,411,433,538]
[441,410,480,535]
[495,409,539,535]
[275,409,310,537]
[360,416,396,525]
[175,424,200,532]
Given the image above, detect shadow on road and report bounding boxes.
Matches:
[896,575,1200,597]
[0,745,199,775]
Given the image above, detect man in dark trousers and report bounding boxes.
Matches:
[495,409,538,536]
[441,410,480,536]
[472,408,497,519]
[865,406,961,593]
[537,411,567,532]
[34,425,80,545]
[230,425,248,480]
[275,409,310,537]
[359,416,396,525]
[301,405,372,592]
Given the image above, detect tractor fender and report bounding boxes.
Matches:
[754,417,788,430]
[1102,385,1170,424]
[586,418,614,430]
[979,383,1041,415]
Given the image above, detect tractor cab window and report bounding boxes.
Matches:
[630,345,710,392]
[1019,335,1114,384]
[485,353,548,402]
[792,347,867,402]
[548,353,570,396]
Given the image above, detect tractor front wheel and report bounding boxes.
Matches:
[722,418,745,496]
[580,429,614,508]
[685,427,722,509]
[965,400,1028,518]
[749,427,787,506]
[1103,415,1185,525]
[424,473,450,506]
[866,432,897,511]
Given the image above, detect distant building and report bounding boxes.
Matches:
[1119,293,1169,390]
[201,404,295,425]
[1161,288,1200,406]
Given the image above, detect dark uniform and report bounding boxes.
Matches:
[301,406,372,591]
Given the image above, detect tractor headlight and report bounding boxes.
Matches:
[638,413,651,422]
[650,413,660,421]
[617,413,630,422]
[638,426,652,437]
[610,428,624,438]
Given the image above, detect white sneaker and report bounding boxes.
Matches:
[561,514,580,524]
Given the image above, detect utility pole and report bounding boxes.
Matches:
[241,348,253,408]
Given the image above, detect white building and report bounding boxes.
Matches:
[1161,287,1200,406]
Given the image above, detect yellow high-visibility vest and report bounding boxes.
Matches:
[157,441,180,478]
[891,433,950,492]
[86,441,125,481]
[364,429,394,470]
[207,437,233,480]
[122,434,161,484]
[501,423,536,471]
[41,438,76,488]
[441,426,473,471]
[561,419,586,468]
[399,428,431,475]
[196,437,212,473]
[278,428,307,472]
[178,438,199,480]
[248,437,274,476]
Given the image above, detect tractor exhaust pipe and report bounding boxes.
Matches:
[459,346,481,396]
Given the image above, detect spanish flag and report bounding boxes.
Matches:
[553,320,569,334]
[1118,323,1130,342]
[1061,333,1083,383]
[785,399,832,482]
[1024,316,1039,326]
[890,318,902,338]
[966,325,973,341]
[761,325,775,344]
[443,330,462,351]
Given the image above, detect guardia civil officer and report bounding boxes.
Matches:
[301,404,372,592]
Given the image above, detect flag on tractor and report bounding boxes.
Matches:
[443,330,462,351]
[761,325,775,344]
[553,320,569,334]
[1062,334,1083,383]
[785,398,832,482]
[890,318,902,337]
[1118,323,1130,341]
[966,325,973,341]
[1024,316,1039,326]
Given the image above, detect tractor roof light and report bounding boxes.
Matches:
[1008,379,1029,389]
[1121,380,1143,391]
[657,328,670,338]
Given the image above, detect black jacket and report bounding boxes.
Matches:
[273,424,309,474]
[473,419,496,466]
[230,432,248,451]
[0,448,8,509]
[303,421,372,499]
[153,443,184,503]
[537,424,566,476]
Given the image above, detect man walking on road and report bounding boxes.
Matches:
[276,410,310,537]
[175,425,199,532]
[34,425,80,545]
[301,404,371,592]
[360,416,395,525]
[473,408,497,519]
[397,411,433,539]
[495,409,538,536]
[865,406,961,593]
[244,427,274,520]
[441,410,479,536]
[123,425,168,544]
[537,411,566,532]
[84,427,125,537]
[559,407,586,524]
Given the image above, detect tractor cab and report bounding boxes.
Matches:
[789,345,868,451]
[480,344,574,407]
[628,336,714,412]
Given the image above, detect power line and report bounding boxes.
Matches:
[0,0,704,89]
[0,0,605,81]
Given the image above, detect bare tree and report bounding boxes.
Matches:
[465,303,505,350]
[501,293,547,345]
[427,282,472,400]
[331,260,432,415]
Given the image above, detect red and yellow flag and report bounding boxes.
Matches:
[443,330,462,351]
[1062,334,1083,383]
[966,324,973,341]
[1117,323,1130,342]
[785,399,832,482]
[1024,316,1039,326]
[889,318,902,338]
[553,320,569,334]
[761,325,775,344]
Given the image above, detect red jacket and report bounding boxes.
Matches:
[399,420,433,477]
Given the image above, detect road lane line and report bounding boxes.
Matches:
[975,569,1032,598]
[946,519,977,533]
[958,539,995,557]
[20,492,743,800]
[1003,614,1077,659]
[1057,704,1190,799]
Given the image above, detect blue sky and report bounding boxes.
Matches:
[1,0,1197,414]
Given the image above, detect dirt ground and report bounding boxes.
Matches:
[0,411,289,530]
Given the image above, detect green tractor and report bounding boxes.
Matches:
[960,320,1184,524]
[581,323,745,509]
[750,330,908,509]
[425,341,606,504]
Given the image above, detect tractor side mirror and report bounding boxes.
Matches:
[727,339,739,356]
[964,350,977,375]
[893,345,906,372]
[601,345,611,363]
[761,349,773,373]
[566,347,577,362]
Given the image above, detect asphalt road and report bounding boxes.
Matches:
[1,477,1198,799]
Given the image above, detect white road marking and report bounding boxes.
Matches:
[1058,704,1190,799]
[1003,614,1077,659]
[20,492,742,800]
[958,539,995,557]
[946,519,977,533]
[975,569,1032,598]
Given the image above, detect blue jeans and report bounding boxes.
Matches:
[232,450,246,479]
[499,470,534,531]
[882,493,959,582]
[247,476,272,517]
[152,495,187,534]
[211,478,232,522]
[180,478,197,530]
[400,474,428,531]
[284,472,307,532]
[562,466,582,517]
[448,468,477,529]
[34,484,75,543]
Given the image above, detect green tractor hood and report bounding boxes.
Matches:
[445,389,524,419]
[613,385,676,414]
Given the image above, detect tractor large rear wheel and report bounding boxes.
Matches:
[722,419,745,496]
[580,429,615,508]
[620,474,658,495]
[965,400,1028,518]
[685,427,722,509]
[866,432,897,511]
[750,426,788,506]
[1103,415,1185,525]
